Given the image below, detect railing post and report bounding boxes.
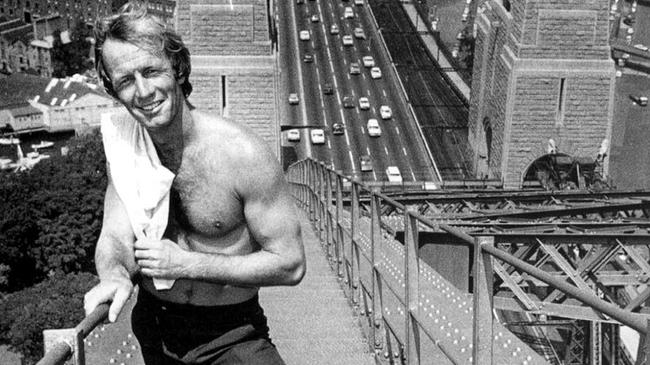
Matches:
[325,169,334,258]
[41,328,82,365]
[350,181,361,305]
[370,189,384,352]
[404,210,420,365]
[473,236,495,365]
[335,174,344,278]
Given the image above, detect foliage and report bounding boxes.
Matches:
[0,130,107,292]
[51,21,94,78]
[0,272,98,364]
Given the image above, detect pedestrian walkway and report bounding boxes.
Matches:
[261,212,376,365]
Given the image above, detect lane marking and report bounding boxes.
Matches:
[395,127,400,135]
[403,147,408,156]
[383,89,387,97]
[384,146,389,155]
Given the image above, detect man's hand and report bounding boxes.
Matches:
[134,237,190,279]
[84,276,134,323]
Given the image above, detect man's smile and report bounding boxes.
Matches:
[138,100,164,112]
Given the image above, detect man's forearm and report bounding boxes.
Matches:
[179,249,304,287]
[95,236,139,281]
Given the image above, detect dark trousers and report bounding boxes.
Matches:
[131,288,286,365]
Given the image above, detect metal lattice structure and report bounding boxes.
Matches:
[287,159,650,365]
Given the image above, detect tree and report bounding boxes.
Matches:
[50,21,94,77]
[0,130,107,292]
[0,272,98,364]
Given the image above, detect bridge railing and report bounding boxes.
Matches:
[287,158,650,364]
[36,304,109,365]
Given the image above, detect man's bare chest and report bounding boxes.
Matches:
[169,173,244,238]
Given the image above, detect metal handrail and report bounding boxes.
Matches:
[36,304,109,365]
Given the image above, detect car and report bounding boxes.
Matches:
[299,30,310,41]
[296,0,304,4]
[323,83,334,95]
[332,123,345,135]
[287,129,301,142]
[344,6,354,18]
[360,155,373,171]
[370,66,382,79]
[354,0,364,5]
[303,53,314,63]
[354,27,365,39]
[350,62,361,75]
[310,129,326,144]
[386,166,403,183]
[289,93,300,105]
[367,118,381,136]
[380,105,392,119]
[342,35,354,46]
[343,96,355,108]
[630,95,648,106]
[330,24,340,34]
[633,44,649,52]
[311,14,320,22]
[359,97,370,110]
[362,55,374,67]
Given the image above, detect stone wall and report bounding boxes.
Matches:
[176,0,279,154]
[467,0,615,188]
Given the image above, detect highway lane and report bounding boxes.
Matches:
[282,0,438,183]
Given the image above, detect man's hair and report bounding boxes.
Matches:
[94,1,192,98]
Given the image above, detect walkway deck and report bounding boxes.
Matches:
[82,210,375,365]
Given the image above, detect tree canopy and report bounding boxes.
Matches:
[0,130,107,292]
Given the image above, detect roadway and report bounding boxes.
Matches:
[369,0,472,180]
[278,0,437,183]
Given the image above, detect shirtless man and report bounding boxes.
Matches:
[83,3,305,364]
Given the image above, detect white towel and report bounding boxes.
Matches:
[101,112,176,290]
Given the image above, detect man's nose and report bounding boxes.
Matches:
[134,73,154,98]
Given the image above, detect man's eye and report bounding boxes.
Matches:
[143,69,160,77]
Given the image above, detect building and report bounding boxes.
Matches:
[467,0,615,188]
[145,0,175,26]
[0,15,68,76]
[0,0,112,28]
[176,0,279,153]
[0,72,121,134]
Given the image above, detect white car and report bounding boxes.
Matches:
[354,27,366,39]
[287,129,301,142]
[288,93,300,105]
[634,43,649,52]
[330,24,340,34]
[380,105,392,119]
[386,166,403,183]
[299,30,310,41]
[342,35,354,46]
[354,0,364,5]
[362,55,374,67]
[311,14,320,22]
[367,119,381,137]
[370,67,382,79]
[359,97,370,110]
[344,6,354,18]
[311,129,326,144]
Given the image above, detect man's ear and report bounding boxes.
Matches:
[177,73,186,85]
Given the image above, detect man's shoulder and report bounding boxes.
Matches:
[190,110,269,159]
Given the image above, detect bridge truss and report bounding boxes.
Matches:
[358,190,650,364]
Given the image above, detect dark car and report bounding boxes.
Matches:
[332,123,345,135]
[630,95,648,106]
[323,83,334,95]
[303,53,314,63]
[343,96,355,108]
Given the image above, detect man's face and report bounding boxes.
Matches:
[101,39,185,130]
